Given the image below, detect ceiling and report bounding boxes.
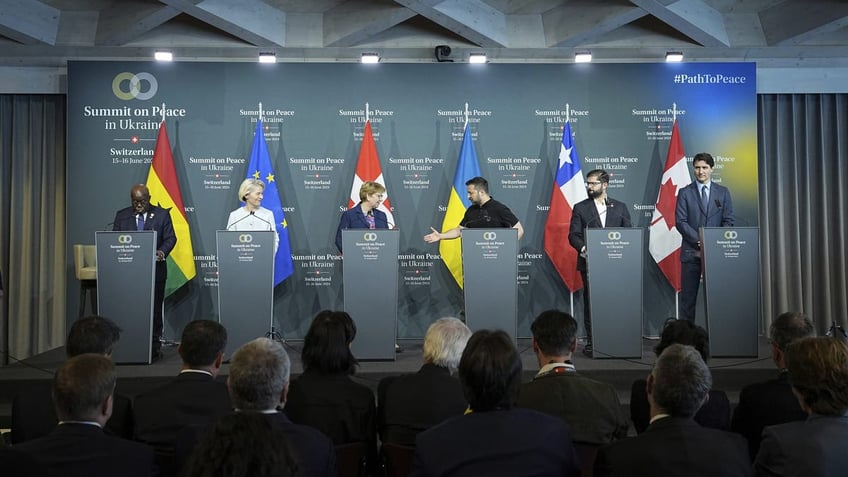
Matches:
[1,0,848,67]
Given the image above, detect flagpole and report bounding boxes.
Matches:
[259,102,263,122]
[160,102,166,124]
[565,103,570,124]
[464,102,469,125]
[565,101,575,316]
[365,102,370,123]
[672,101,679,320]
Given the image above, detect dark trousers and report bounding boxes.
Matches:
[153,263,167,351]
[580,269,592,343]
[680,260,702,321]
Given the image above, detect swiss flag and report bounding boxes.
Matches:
[348,120,395,226]
[649,119,690,291]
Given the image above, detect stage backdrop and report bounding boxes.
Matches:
[66,62,757,341]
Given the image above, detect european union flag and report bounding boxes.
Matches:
[246,119,294,285]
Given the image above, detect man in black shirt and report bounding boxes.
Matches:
[424,176,524,242]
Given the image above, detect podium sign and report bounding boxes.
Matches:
[96,231,155,364]
[586,228,643,358]
[217,230,275,358]
[461,228,518,341]
[701,227,760,357]
[343,229,399,360]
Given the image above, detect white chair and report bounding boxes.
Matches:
[73,244,97,317]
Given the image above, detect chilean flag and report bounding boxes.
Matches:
[649,119,690,292]
[347,120,395,226]
[544,120,588,292]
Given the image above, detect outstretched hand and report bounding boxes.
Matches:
[424,227,441,243]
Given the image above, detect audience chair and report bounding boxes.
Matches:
[574,442,600,477]
[73,244,97,317]
[381,443,414,477]
[335,442,368,477]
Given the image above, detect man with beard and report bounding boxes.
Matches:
[568,169,632,357]
[675,152,734,321]
[112,183,177,360]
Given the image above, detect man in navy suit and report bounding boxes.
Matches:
[675,153,734,321]
[568,169,632,356]
[112,183,177,358]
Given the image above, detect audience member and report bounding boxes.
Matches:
[595,344,749,477]
[11,315,133,443]
[14,354,157,477]
[133,320,232,473]
[183,410,298,477]
[518,310,628,444]
[732,312,813,459]
[754,337,848,476]
[630,319,730,433]
[378,317,471,445]
[410,329,580,477]
[285,310,377,472]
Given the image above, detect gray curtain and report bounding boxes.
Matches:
[0,95,67,363]
[759,94,848,335]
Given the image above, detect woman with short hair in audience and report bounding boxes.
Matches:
[285,310,377,473]
[629,319,731,433]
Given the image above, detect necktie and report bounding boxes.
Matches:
[701,185,708,211]
[137,213,145,231]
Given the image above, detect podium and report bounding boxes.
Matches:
[701,227,760,357]
[95,231,156,364]
[586,228,643,358]
[461,228,518,341]
[217,230,275,358]
[342,229,399,360]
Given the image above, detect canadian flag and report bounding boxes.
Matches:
[649,119,691,292]
[348,120,395,225]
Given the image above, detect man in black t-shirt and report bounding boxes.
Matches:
[424,176,524,243]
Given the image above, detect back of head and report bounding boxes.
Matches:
[53,353,116,421]
[459,329,522,412]
[422,317,472,372]
[180,320,228,368]
[183,412,297,477]
[770,312,815,351]
[66,315,122,357]
[229,338,290,411]
[655,319,710,362]
[301,310,358,374]
[651,344,712,417]
[531,309,578,356]
[786,336,848,416]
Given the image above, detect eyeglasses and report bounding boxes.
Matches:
[586,181,602,186]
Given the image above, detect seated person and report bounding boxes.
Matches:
[378,317,471,445]
[630,319,729,433]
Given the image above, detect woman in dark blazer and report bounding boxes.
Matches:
[335,181,389,252]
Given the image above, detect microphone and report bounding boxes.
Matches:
[462,214,493,228]
[227,210,265,230]
[250,211,274,231]
[104,221,115,231]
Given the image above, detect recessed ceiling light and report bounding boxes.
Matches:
[361,53,380,64]
[666,52,684,62]
[574,51,592,63]
[469,53,487,64]
[154,50,173,62]
[258,52,276,64]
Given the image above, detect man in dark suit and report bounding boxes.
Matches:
[410,329,580,477]
[11,315,133,443]
[14,354,157,477]
[112,183,177,358]
[675,152,734,321]
[568,169,632,356]
[732,312,813,459]
[133,320,231,473]
[518,310,628,445]
[378,317,471,445]
[594,344,750,477]
[754,337,848,477]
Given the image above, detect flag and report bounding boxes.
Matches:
[440,122,482,289]
[649,119,691,291]
[544,120,588,292]
[146,120,195,296]
[347,120,395,225]
[246,119,294,286]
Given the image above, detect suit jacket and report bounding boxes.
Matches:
[517,368,629,445]
[731,371,807,459]
[409,408,580,477]
[133,371,232,453]
[285,371,378,471]
[754,414,848,477]
[0,446,49,477]
[594,417,750,477]
[14,423,158,477]
[630,378,730,434]
[113,204,177,260]
[335,203,389,252]
[377,363,467,446]
[568,197,632,271]
[675,181,734,263]
[11,382,134,444]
